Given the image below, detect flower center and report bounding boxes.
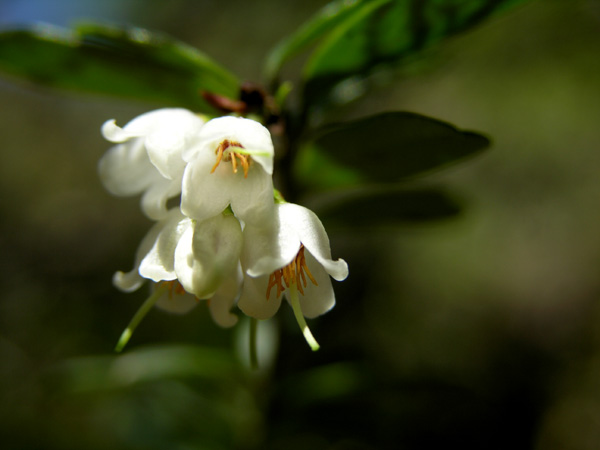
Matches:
[163,280,186,298]
[265,245,318,300]
[210,139,251,178]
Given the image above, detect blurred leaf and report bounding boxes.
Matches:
[300,0,528,105]
[296,112,489,189]
[53,345,237,393]
[313,187,462,228]
[0,23,239,112]
[278,362,366,408]
[264,0,389,82]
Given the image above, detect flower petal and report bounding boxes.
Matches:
[208,265,242,328]
[242,216,300,277]
[101,119,137,143]
[112,269,145,293]
[140,177,181,220]
[182,116,274,175]
[280,203,349,281]
[103,108,197,141]
[174,214,243,299]
[98,139,159,196]
[228,165,275,226]
[144,109,205,180]
[180,152,231,222]
[155,288,199,314]
[288,251,336,318]
[112,215,167,292]
[139,210,191,282]
[171,222,196,294]
[238,273,283,320]
[180,116,275,225]
[193,214,242,298]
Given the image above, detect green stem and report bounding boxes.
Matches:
[249,317,259,370]
[114,283,168,353]
[288,283,320,351]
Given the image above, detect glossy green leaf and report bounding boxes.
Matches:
[0,23,239,112]
[313,187,462,228]
[264,0,389,82]
[295,112,489,189]
[301,0,529,105]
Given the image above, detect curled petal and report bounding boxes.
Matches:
[101,119,138,143]
[112,269,145,293]
[280,203,349,281]
[112,214,167,292]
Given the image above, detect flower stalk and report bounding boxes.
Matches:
[115,283,169,352]
[249,317,259,370]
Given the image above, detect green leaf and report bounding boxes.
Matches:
[301,0,529,105]
[295,112,489,189]
[0,23,239,112]
[313,187,462,228]
[264,0,389,82]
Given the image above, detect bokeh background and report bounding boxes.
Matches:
[1,0,600,448]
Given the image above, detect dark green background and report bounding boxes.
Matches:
[1,0,599,448]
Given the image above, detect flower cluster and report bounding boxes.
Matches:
[100,108,348,351]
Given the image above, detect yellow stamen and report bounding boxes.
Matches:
[210,139,251,178]
[163,280,186,298]
[231,148,238,173]
[265,245,318,300]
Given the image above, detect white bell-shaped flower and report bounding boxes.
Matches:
[238,203,349,321]
[113,208,242,328]
[181,116,275,226]
[99,108,205,220]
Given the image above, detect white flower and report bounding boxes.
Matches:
[237,203,349,322]
[114,208,242,327]
[180,116,275,226]
[99,108,205,220]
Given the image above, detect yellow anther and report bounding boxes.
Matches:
[265,245,318,300]
[210,139,251,178]
[163,280,186,298]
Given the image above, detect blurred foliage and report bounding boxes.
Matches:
[0,22,239,112]
[267,0,529,107]
[1,0,600,449]
[295,112,489,189]
[313,186,462,228]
